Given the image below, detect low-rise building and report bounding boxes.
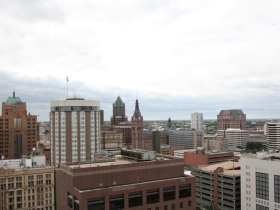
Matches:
[191,161,241,210]
[56,153,196,210]
[101,131,123,149]
[184,150,234,166]
[217,128,249,149]
[0,156,55,210]
[203,136,228,151]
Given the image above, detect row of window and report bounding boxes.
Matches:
[85,186,191,210]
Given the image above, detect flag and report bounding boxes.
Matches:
[66,76,69,82]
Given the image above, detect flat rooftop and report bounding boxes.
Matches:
[242,152,280,161]
[195,161,240,176]
[66,154,178,169]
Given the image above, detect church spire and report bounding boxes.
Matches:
[133,99,142,118]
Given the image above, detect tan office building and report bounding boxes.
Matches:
[0,156,55,210]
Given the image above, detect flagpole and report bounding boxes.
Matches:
[66,76,69,99]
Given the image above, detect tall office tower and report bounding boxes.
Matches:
[191,112,203,131]
[266,122,280,150]
[131,99,144,149]
[217,109,246,130]
[100,110,104,126]
[110,96,128,127]
[241,152,280,210]
[50,97,100,166]
[0,91,38,159]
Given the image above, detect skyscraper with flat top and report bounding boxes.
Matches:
[191,112,203,131]
[131,99,144,149]
[0,91,38,159]
[50,97,100,166]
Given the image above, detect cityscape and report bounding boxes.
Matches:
[1,1,280,210]
[1,92,280,210]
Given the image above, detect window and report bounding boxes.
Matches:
[179,185,191,198]
[129,193,142,207]
[109,195,124,210]
[146,190,159,204]
[88,198,105,210]
[67,193,73,208]
[275,175,280,203]
[163,187,175,201]
[188,200,192,206]
[164,205,168,210]
[256,172,269,200]
[256,204,269,210]
[172,204,175,210]
[180,202,183,208]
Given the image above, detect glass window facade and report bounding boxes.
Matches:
[256,172,269,200]
[275,175,280,203]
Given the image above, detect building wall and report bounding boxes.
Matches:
[184,151,234,166]
[203,137,228,151]
[101,131,123,149]
[0,167,55,210]
[169,130,203,149]
[191,112,203,131]
[50,99,100,166]
[56,158,196,210]
[241,154,280,210]
[217,110,246,130]
[0,102,37,159]
[266,122,280,150]
[217,129,249,149]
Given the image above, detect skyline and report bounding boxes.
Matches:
[1,0,280,121]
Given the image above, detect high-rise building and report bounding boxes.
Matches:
[169,129,204,150]
[265,122,280,150]
[0,91,38,159]
[50,97,100,166]
[131,99,144,149]
[241,152,280,210]
[217,109,246,130]
[217,128,249,149]
[110,96,128,127]
[191,112,203,131]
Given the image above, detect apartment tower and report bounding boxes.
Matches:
[217,109,246,130]
[131,99,144,149]
[0,91,38,159]
[191,112,203,131]
[50,98,100,166]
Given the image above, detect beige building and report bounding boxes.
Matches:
[203,136,228,151]
[101,131,123,149]
[0,156,55,210]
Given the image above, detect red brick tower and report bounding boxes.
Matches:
[131,99,144,149]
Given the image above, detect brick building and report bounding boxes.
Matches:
[131,99,144,149]
[101,131,123,149]
[184,150,234,166]
[0,91,38,159]
[56,153,196,210]
[217,109,246,130]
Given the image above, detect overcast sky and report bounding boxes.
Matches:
[0,0,280,121]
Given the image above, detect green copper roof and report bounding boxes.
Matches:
[5,91,24,105]
[113,96,125,107]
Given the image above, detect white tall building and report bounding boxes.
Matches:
[241,153,280,210]
[50,98,101,166]
[217,128,249,149]
[191,112,203,131]
[266,122,280,150]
